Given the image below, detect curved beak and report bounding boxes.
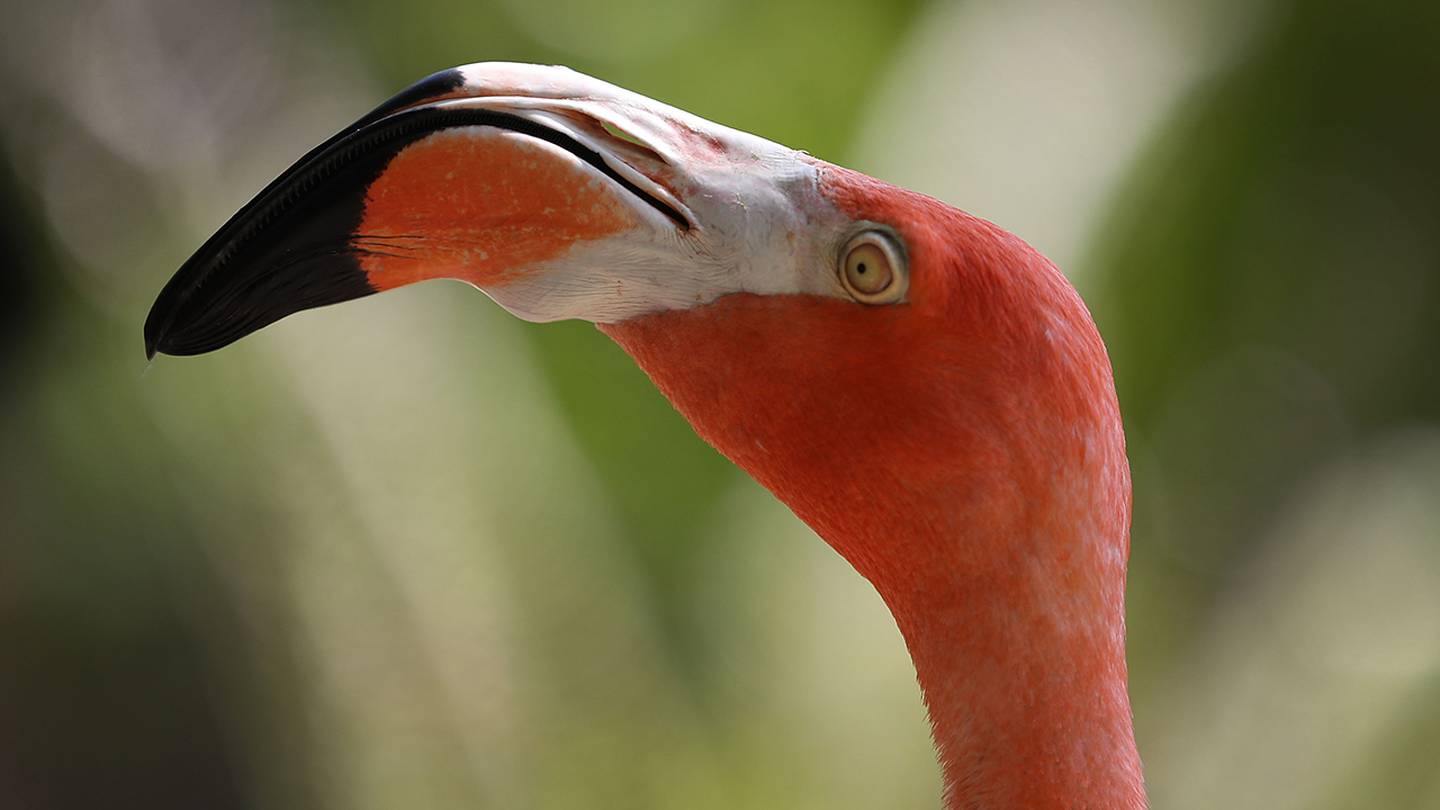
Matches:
[144,63,837,359]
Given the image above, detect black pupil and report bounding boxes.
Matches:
[856,262,867,274]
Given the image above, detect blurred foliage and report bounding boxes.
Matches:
[1,0,1438,809]
[1080,1,1440,805]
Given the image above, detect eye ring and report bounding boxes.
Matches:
[838,228,908,305]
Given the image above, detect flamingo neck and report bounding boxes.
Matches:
[779,375,1146,808]
[601,282,1146,808]
[876,510,1146,809]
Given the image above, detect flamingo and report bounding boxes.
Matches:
[145,63,1145,809]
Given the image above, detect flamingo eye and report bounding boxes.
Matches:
[839,229,907,304]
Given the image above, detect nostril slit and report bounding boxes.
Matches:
[591,116,674,168]
[600,119,651,150]
[540,108,687,229]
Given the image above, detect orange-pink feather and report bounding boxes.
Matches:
[602,164,1145,809]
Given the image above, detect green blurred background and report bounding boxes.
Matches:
[3,0,1439,807]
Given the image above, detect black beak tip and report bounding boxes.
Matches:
[138,67,473,361]
[143,288,182,360]
[142,299,165,360]
[143,326,160,360]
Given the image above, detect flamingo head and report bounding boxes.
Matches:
[145,63,1118,584]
